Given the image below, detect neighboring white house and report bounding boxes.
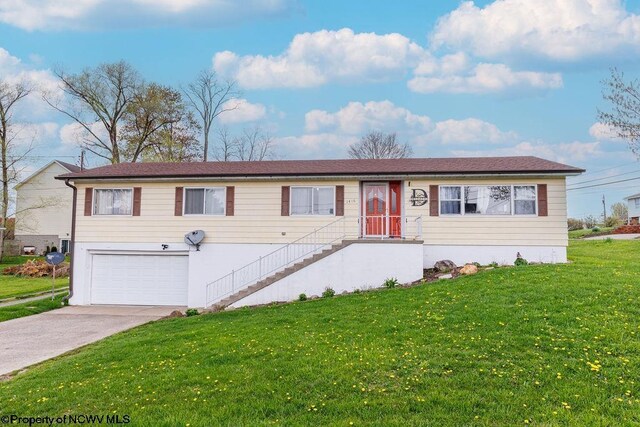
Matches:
[624,192,640,225]
[15,160,80,255]
[56,156,584,309]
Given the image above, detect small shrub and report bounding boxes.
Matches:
[383,277,399,288]
[298,293,307,302]
[353,289,361,294]
[592,226,601,232]
[51,246,58,253]
[185,308,200,317]
[567,218,584,231]
[514,257,529,267]
[489,262,499,268]
[604,237,614,244]
[45,245,51,254]
[322,287,335,298]
[472,262,481,268]
[604,216,622,228]
[584,215,598,229]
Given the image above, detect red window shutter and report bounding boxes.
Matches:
[175,187,183,216]
[429,185,439,217]
[132,187,142,216]
[226,186,235,216]
[281,186,290,216]
[84,188,93,216]
[335,185,345,216]
[538,184,548,216]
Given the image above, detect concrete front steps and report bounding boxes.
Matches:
[211,241,355,309]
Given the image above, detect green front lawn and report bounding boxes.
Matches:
[0,241,639,426]
[0,256,69,300]
[0,294,66,322]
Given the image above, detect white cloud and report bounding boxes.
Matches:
[408,62,563,94]
[214,28,426,89]
[0,0,297,31]
[452,140,602,164]
[9,122,59,147]
[275,133,358,159]
[59,122,108,147]
[427,118,518,144]
[218,98,267,124]
[305,101,431,135]
[430,0,640,62]
[589,122,619,140]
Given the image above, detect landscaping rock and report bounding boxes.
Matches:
[434,260,457,272]
[165,310,185,318]
[438,273,453,280]
[460,264,479,275]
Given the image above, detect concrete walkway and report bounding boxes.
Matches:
[0,305,184,377]
[584,233,640,240]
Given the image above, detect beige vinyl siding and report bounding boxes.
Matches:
[74,176,568,247]
[75,180,360,243]
[405,177,567,246]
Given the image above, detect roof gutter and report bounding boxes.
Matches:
[55,171,583,183]
[63,179,77,305]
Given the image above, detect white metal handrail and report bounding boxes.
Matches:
[206,216,349,306]
[205,215,423,307]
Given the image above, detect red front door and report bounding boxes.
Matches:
[363,182,402,237]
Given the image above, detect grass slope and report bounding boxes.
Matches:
[1,241,639,426]
[0,294,66,322]
[568,227,615,239]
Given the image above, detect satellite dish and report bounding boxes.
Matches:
[184,230,205,251]
[45,252,65,266]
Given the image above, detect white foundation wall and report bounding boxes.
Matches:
[229,242,424,309]
[71,242,286,308]
[423,245,567,268]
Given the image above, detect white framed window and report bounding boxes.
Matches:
[440,186,462,215]
[184,187,226,215]
[514,185,537,215]
[291,186,335,215]
[634,199,640,208]
[93,189,132,216]
[439,184,538,216]
[464,186,512,215]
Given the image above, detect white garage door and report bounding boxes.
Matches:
[91,254,188,306]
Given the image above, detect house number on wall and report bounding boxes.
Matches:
[410,189,428,206]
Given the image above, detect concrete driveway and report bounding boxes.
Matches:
[0,305,184,377]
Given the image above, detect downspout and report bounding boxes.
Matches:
[64,179,77,305]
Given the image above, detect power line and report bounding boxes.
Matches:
[567,176,640,191]
[571,160,639,177]
[567,169,640,187]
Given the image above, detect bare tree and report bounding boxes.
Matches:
[598,68,640,158]
[234,126,275,161]
[211,125,275,161]
[213,126,236,161]
[0,79,32,260]
[44,61,142,163]
[184,69,239,161]
[611,202,628,222]
[348,131,413,159]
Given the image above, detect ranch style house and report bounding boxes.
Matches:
[56,156,584,309]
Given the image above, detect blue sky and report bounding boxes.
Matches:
[1,0,640,218]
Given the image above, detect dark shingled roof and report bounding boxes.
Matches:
[57,160,82,173]
[56,156,584,180]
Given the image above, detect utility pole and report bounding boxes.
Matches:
[602,194,607,223]
[80,150,85,171]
